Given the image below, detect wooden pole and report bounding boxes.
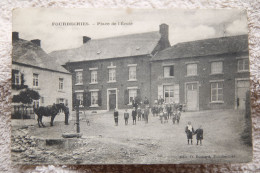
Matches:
[75,100,80,133]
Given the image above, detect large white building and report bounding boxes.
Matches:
[12,32,72,119]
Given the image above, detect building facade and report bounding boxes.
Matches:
[50,24,250,111]
[150,35,250,111]
[50,24,170,111]
[12,32,72,118]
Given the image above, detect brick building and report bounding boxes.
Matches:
[50,24,170,110]
[150,35,249,111]
[49,24,249,112]
[12,32,72,118]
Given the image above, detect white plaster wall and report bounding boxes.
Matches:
[12,64,72,117]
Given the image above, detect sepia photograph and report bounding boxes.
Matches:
[11,8,252,165]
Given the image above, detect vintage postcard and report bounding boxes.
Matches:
[11,8,252,164]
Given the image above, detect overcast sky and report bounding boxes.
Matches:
[12,8,248,53]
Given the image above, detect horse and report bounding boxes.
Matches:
[34,103,68,127]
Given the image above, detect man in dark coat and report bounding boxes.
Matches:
[143,97,149,107]
[132,99,138,110]
[132,108,137,125]
[137,107,142,121]
[195,125,203,145]
[64,104,70,125]
[114,109,119,126]
[185,121,194,145]
[124,109,129,125]
[144,107,149,124]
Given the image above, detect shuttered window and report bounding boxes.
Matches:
[164,66,174,77]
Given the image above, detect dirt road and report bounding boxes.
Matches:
[11,109,252,164]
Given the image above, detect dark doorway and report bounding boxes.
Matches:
[109,93,116,110]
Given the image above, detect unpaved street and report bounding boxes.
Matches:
[12,109,252,164]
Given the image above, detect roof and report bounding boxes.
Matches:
[49,31,161,65]
[151,35,249,61]
[12,39,70,74]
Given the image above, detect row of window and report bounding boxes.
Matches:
[163,59,249,78]
[75,59,249,85]
[161,82,223,103]
[76,80,223,108]
[75,65,137,85]
[14,72,64,90]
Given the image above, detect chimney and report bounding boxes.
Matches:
[83,36,91,44]
[159,23,169,40]
[31,39,41,47]
[12,32,19,41]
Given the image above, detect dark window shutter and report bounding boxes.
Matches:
[72,93,76,108]
[12,70,18,84]
[136,89,141,104]
[124,89,129,105]
[98,90,102,106]
[170,66,174,76]
[86,92,91,107]
[83,92,87,107]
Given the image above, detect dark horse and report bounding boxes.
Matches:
[34,103,69,127]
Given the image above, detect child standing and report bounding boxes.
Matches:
[114,109,119,126]
[195,125,203,145]
[185,121,194,145]
[124,109,129,125]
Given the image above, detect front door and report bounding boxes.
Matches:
[237,80,250,110]
[109,90,117,110]
[186,83,198,111]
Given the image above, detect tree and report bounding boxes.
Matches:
[12,88,40,119]
[12,88,40,104]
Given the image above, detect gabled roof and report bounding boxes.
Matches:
[12,39,69,74]
[151,34,249,61]
[49,31,162,65]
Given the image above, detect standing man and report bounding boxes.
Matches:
[124,109,129,125]
[144,97,149,107]
[132,108,137,125]
[185,121,194,145]
[64,104,70,125]
[114,109,119,126]
[144,106,149,124]
[132,99,138,110]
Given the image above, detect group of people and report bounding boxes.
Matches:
[113,97,204,146]
[185,121,204,145]
[151,102,182,124]
[114,97,150,126]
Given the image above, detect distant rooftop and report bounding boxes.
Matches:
[49,24,171,65]
[12,36,70,74]
[151,34,249,61]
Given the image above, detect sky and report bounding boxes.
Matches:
[12,8,248,53]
